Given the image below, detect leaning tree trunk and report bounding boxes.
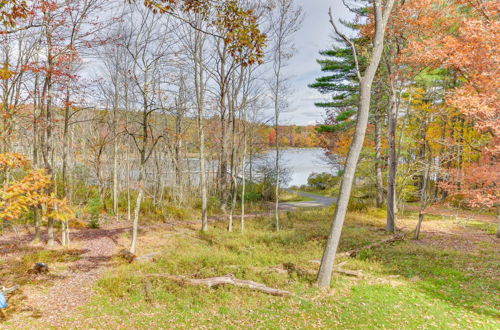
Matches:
[317,0,396,288]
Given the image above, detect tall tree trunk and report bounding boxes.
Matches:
[217,44,229,211]
[199,113,208,232]
[112,107,119,218]
[496,207,500,238]
[130,166,144,254]
[274,120,280,231]
[32,74,41,243]
[126,138,131,223]
[228,105,236,232]
[386,87,397,233]
[61,87,70,199]
[374,113,384,208]
[317,0,396,288]
[193,24,208,232]
[240,122,247,233]
[415,153,431,240]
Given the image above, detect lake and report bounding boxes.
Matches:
[127,148,337,188]
[261,148,338,187]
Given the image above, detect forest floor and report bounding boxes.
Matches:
[0,203,499,329]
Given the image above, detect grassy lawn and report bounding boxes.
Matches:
[64,208,499,329]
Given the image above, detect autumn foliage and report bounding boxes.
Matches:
[0,153,73,223]
[392,0,500,209]
[143,0,266,66]
[0,0,28,27]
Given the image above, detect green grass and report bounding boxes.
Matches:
[68,208,499,329]
[280,190,313,202]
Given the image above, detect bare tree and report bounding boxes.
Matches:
[121,6,175,253]
[267,0,303,231]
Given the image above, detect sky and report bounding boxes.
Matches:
[280,0,353,126]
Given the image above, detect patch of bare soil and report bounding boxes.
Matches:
[398,212,499,255]
[404,203,496,223]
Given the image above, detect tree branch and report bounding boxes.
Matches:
[142,273,292,297]
[328,7,362,81]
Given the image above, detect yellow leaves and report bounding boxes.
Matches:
[0,152,28,168]
[214,1,266,66]
[0,153,74,223]
[0,0,28,28]
[143,0,266,66]
[0,63,13,80]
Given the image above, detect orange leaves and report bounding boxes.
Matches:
[142,0,266,66]
[0,153,74,222]
[0,0,28,28]
[0,152,28,168]
[214,1,266,66]
[440,161,500,209]
[391,0,499,209]
[394,0,499,150]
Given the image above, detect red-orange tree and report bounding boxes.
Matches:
[393,0,499,210]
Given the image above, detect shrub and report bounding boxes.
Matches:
[164,205,191,221]
[87,196,101,229]
[307,172,339,190]
[243,191,262,202]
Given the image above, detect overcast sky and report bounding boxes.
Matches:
[280,0,353,126]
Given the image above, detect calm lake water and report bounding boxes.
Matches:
[128,148,337,188]
[262,148,338,187]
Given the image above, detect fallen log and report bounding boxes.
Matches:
[143,273,292,297]
[337,234,404,258]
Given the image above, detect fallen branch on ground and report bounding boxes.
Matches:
[282,262,362,278]
[337,234,405,258]
[142,273,292,297]
[334,268,362,277]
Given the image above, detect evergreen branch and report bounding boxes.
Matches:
[328,7,362,81]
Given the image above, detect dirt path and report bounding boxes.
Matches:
[3,226,128,328]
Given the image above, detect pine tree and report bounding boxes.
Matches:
[309,45,359,133]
